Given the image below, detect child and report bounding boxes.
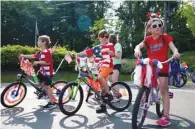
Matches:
[77,30,115,113]
[109,34,122,83]
[134,13,180,127]
[20,35,55,109]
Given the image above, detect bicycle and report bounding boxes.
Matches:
[1,56,67,108]
[180,62,195,83]
[131,57,187,88]
[58,54,132,116]
[132,56,175,129]
[168,58,187,88]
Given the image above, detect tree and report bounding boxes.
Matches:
[180,3,195,36]
[1,1,112,52]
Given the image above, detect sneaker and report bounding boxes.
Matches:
[156,116,171,127]
[102,93,113,103]
[42,102,56,109]
[96,104,107,113]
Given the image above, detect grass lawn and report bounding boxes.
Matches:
[1,70,131,83]
[1,70,193,84]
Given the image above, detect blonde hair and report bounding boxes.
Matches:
[38,35,51,47]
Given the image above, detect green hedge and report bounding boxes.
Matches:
[1,45,194,73]
[120,59,136,74]
[181,51,195,71]
[0,45,76,71]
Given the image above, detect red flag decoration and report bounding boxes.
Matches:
[19,57,34,76]
[65,53,72,64]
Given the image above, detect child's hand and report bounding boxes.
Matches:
[101,49,108,53]
[33,61,39,66]
[173,52,180,59]
[134,51,142,58]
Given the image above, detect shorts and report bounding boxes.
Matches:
[98,67,113,79]
[37,72,52,85]
[113,64,121,72]
[159,72,169,77]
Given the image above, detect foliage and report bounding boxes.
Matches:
[180,51,195,71]
[0,45,75,70]
[120,59,136,74]
[89,18,108,46]
[180,3,195,36]
[1,1,112,52]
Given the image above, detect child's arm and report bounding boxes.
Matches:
[20,54,36,59]
[77,51,87,57]
[77,48,94,57]
[33,61,50,66]
[168,42,180,58]
[134,42,145,58]
[115,51,121,59]
[114,44,122,59]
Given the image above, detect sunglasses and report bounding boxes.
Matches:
[100,35,109,39]
[151,24,163,28]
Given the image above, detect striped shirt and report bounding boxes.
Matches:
[34,48,53,77]
[85,43,115,69]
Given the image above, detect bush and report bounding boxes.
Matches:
[120,59,136,74]
[0,45,76,71]
[180,51,195,71]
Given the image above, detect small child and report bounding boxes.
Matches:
[134,13,180,126]
[77,30,115,113]
[20,35,55,109]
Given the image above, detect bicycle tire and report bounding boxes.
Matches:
[50,80,67,104]
[1,82,27,108]
[58,82,83,116]
[109,82,132,112]
[132,86,150,129]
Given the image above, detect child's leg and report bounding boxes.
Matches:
[112,69,120,83]
[98,67,113,94]
[111,69,120,92]
[156,76,171,126]
[159,77,170,117]
[44,85,53,101]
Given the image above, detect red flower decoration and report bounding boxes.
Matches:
[156,12,161,16]
[146,12,151,18]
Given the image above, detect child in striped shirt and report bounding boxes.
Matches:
[20,35,55,109]
[77,30,115,113]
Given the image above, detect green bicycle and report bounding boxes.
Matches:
[58,56,132,116]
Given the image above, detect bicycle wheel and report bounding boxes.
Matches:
[109,82,132,112]
[1,82,27,108]
[58,82,84,116]
[155,88,164,118]
[131,72,135,81]
[132,86,150,129]
[50,80,67,104]
[174,73,187,88]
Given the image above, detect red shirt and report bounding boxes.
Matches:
[143,34,173,73]
[34,48,53,76]
[85,43,115,69]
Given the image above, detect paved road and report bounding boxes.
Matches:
[1,82,195,129]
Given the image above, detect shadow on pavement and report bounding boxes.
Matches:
[2,106,56,129]
[1,107,24,117]
[59,104,195,129]
[59,114,89,129]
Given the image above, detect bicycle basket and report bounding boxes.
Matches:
[19,57,35,76]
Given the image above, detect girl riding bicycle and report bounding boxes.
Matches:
[134,13,180,127]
